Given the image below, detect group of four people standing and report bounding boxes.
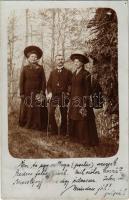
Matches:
[19,45,99,146]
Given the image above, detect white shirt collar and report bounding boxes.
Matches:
[57,66,64,70]
[76,68,82,75]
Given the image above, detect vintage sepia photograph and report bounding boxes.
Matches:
[8,7,119,158]
[1,1,128,200]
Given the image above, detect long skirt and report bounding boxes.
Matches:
[19,98,48,131]
[69,111,99,146]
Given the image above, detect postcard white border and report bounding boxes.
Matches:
[1,1,128,199]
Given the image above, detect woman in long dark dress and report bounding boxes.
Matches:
[19,45,48,130]
[69,51,99,146]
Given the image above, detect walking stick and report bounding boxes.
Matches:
[47,99,50,139]
[58,116,60,137]
[55,104,61,136]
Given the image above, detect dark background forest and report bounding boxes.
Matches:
[8,8,119,158]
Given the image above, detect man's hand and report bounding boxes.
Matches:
[47,92,52,101]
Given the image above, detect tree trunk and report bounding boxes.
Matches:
[25,9,29,45]
[8,11,16,114]
[51,9,55,63]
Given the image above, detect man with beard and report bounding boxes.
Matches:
[47,54,72,135]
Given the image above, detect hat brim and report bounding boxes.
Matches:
[24,45,43,59]
[70,53,89,64]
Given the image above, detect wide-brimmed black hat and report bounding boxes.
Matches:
[24,45,43,59]
[70,50,89,64]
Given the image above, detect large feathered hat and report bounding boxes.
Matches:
[24,45,43,59]
[70,50,89,64]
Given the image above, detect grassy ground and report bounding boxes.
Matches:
[8,113,119,159]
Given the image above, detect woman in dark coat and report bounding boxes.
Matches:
[19,45,48,130]
[69,51,99,146]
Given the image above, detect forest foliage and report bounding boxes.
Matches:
[87,8,118,115]
[8,8,119,143]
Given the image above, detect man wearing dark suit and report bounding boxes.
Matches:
[47,55,72,135]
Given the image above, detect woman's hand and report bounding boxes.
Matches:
[79,107,87,117]
[35,93,41,101]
